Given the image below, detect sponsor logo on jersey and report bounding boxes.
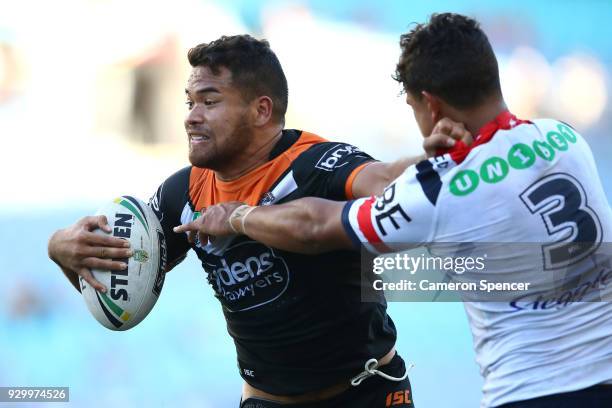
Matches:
[509,263,612,311]
[204,241,290,312]
[315,144,362,171]
[150,190,161,212]
[153,230,167,296]
[449,124,578,196]
[149,188,164,222]
[237,361,257,379]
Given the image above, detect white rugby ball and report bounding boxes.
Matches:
[80,196,167,331]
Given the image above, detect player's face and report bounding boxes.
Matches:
[406,91,434,137]
[184,66,254,170]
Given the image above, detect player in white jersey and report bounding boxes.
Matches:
[175,13,612,408]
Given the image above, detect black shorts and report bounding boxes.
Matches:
[495,384,612,408]
[240,353,414,408]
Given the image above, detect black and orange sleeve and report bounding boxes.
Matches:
[148,166,192,271]
[292,142,377,200]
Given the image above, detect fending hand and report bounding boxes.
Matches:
[423,118,473,157]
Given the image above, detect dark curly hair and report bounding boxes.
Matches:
[394,13,502,109]
[188,35,288,123]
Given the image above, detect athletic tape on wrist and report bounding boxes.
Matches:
[229,205,257,235]
[229,205,249,234]
[240,206,258,236]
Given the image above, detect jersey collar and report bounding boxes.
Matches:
[268,129,301,160]
[444,110,530,164]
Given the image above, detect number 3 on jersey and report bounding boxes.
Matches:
[520,173,603,270]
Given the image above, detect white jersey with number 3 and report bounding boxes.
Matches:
[342,112,612,407]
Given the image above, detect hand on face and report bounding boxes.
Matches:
[48,216,132,292]
[422,117,473,157]
[173,201,245,245]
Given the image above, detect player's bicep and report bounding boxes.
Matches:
[350,162,391,198]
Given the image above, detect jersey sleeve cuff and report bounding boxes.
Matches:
[344,161,375,199]
[341,200,363,250]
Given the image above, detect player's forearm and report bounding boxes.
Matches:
[386,155,425,184]
[239,198,351,254]
[352,156,424,197]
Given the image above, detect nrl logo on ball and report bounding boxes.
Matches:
[133,249,149,263]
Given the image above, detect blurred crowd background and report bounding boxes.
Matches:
[0,0,610,407]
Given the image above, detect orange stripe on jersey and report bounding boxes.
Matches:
[189,132,328,210]
[344,162,372,199]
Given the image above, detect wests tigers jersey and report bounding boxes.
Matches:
[342,112,612,407]
[149,130,397,395]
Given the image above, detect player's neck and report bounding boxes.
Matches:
[215,125,284,181]
[451,98,508,137]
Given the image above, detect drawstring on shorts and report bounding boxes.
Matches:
[350,358,414,387]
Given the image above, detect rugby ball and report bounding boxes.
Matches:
[80,196,167,331]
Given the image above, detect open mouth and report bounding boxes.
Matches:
[190,135,210,143]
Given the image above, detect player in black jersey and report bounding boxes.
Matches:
[48,34,469,407]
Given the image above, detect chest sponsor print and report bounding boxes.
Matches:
[203,241,290,312]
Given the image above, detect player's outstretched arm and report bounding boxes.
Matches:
[351,118,471,197]
[173,199,351,254]
[48,216,132,293]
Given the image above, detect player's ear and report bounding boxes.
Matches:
[252,96,274,127]
[422,91,442,124]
